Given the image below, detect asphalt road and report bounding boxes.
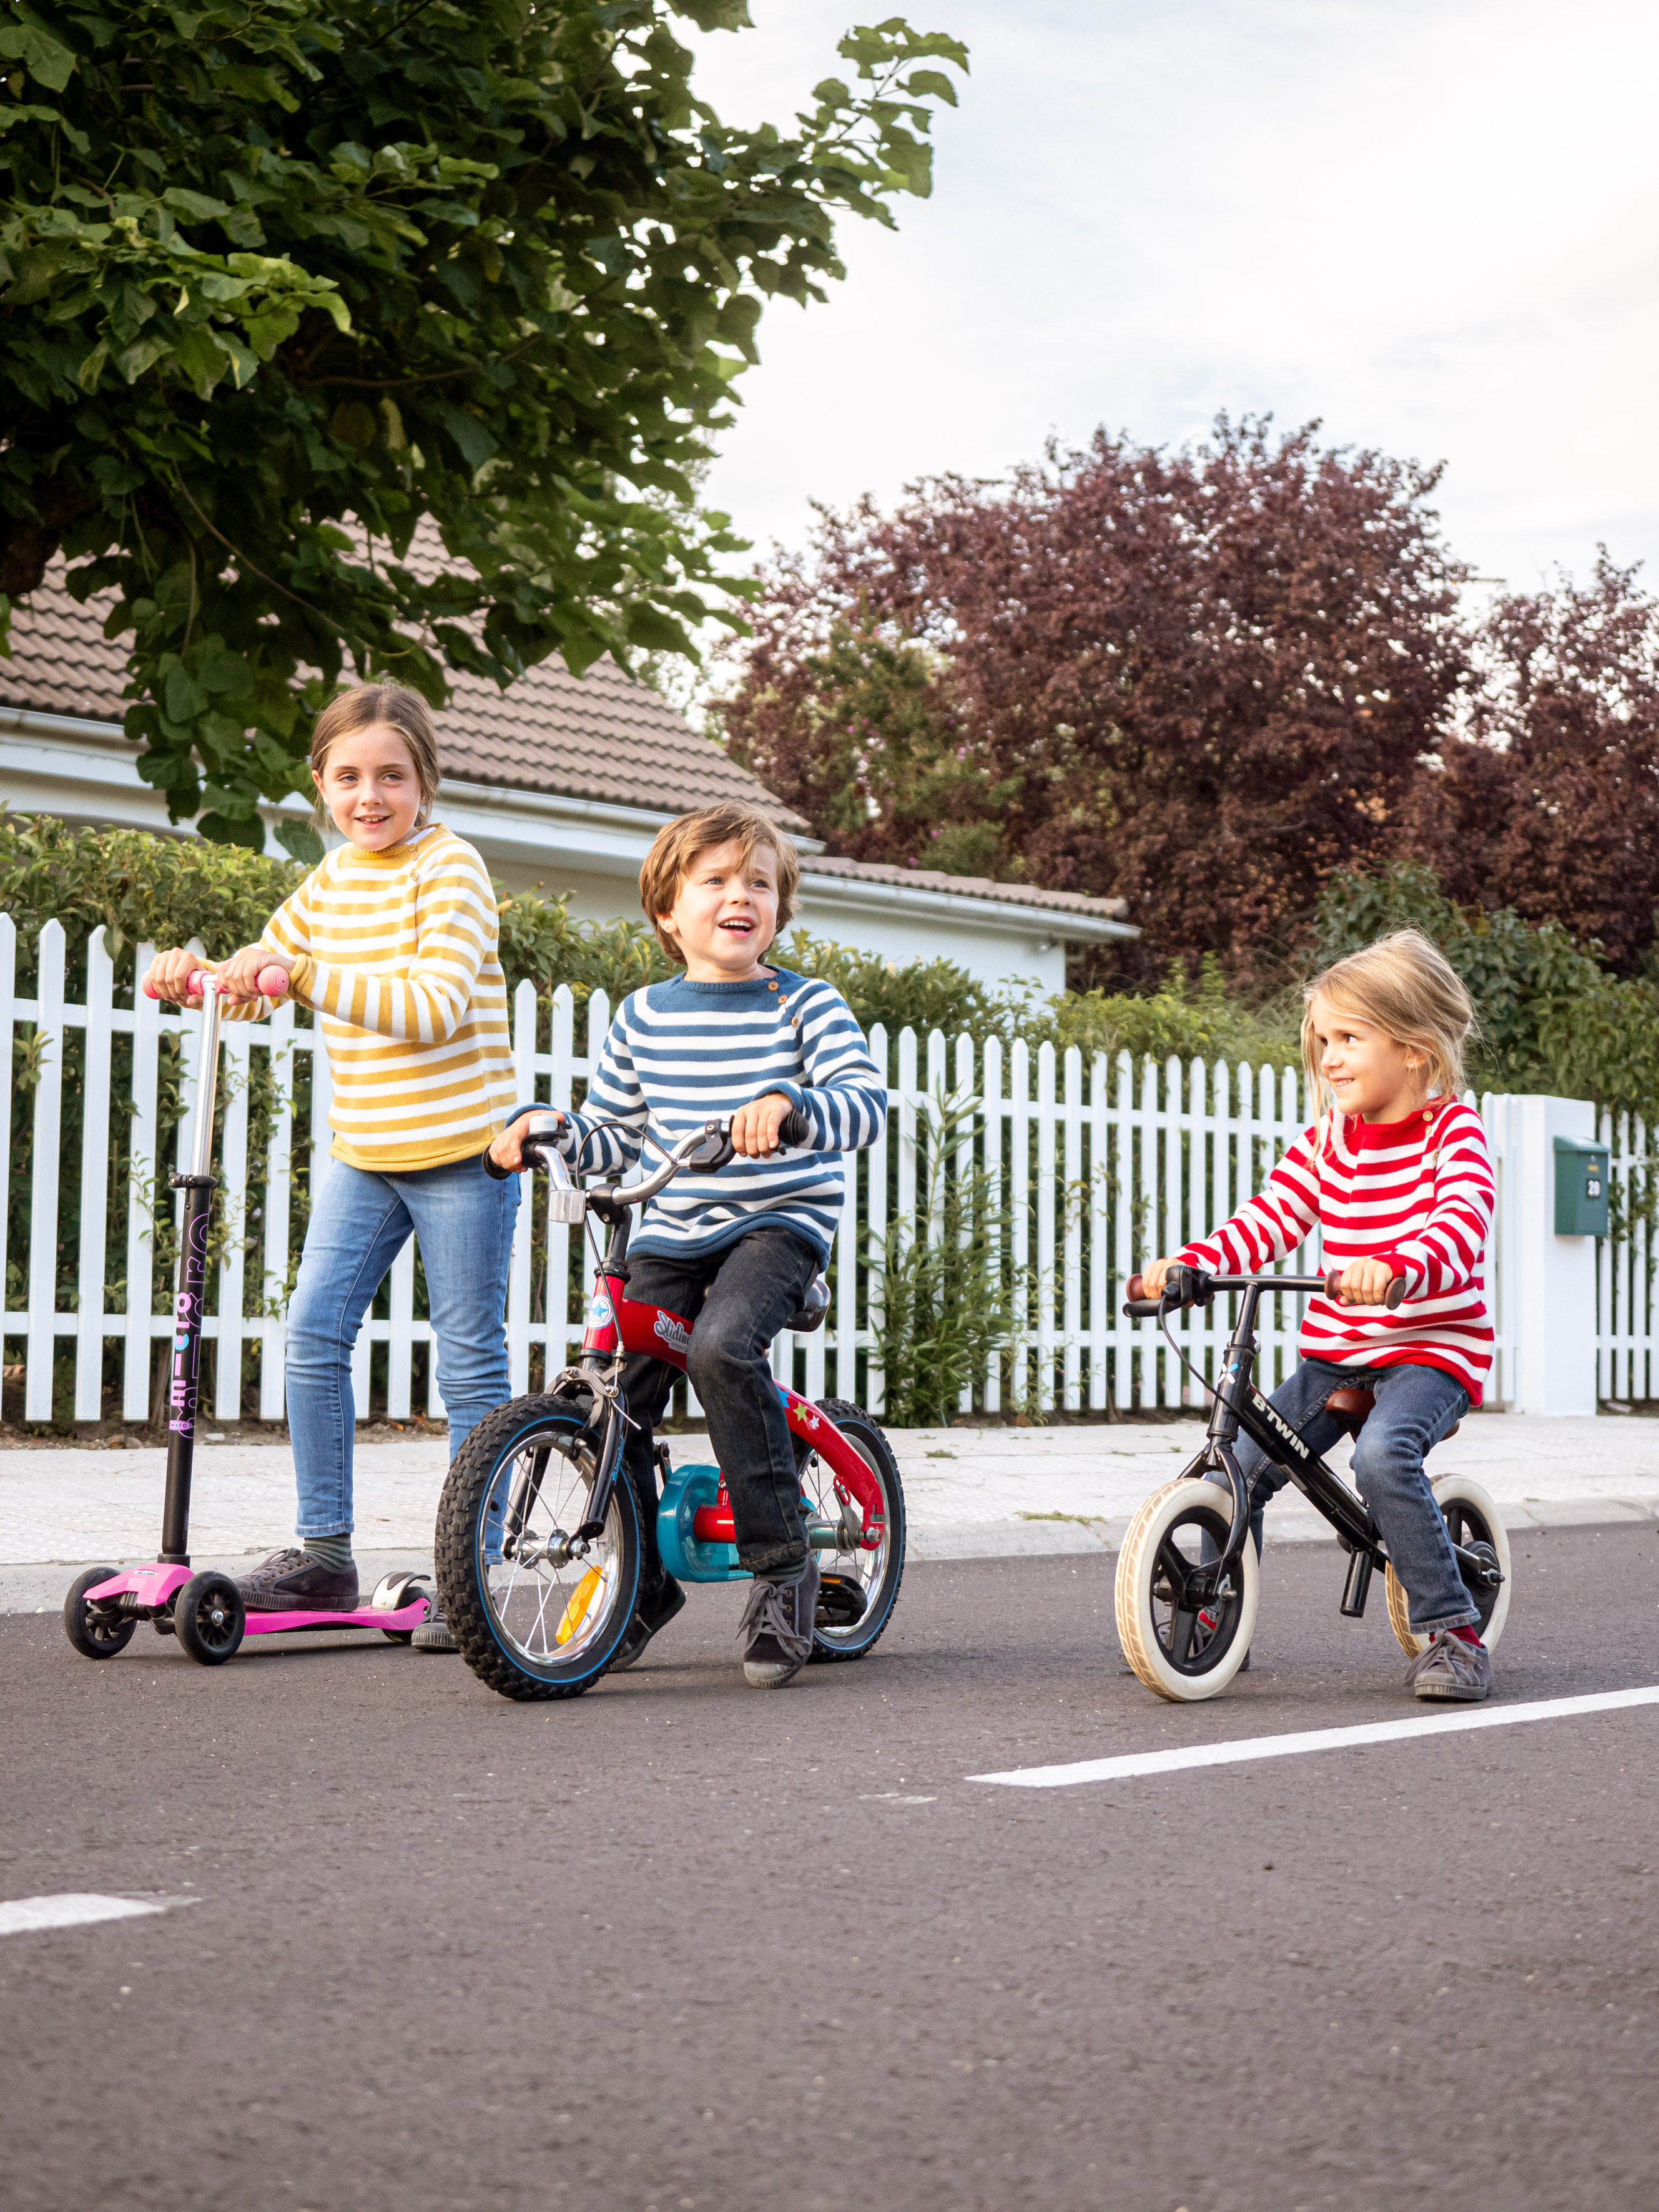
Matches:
[4,1524,1658,2212]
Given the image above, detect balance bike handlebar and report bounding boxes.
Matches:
[1123,1266,1407,1319]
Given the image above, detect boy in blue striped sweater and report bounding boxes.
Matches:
[489,804,887,1688]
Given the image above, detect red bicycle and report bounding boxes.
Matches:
[433,1111,905,1701]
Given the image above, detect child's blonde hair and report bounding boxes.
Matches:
[1301,930,1477,1109]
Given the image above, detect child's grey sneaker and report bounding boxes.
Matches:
[413,1589,457,1653]
[1405,1630,1492,1702]
[610,1576,686,1673]
[235,1547,358,1613]
[739,1558,820,1689]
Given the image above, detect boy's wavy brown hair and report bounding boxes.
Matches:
[639,805,799,961]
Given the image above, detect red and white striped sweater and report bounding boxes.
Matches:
[1176,1096,1496,1405]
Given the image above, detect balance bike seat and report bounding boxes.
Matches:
[1323,1386,1459,1444]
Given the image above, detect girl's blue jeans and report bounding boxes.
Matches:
[288,1151,519,1540]
[1221,1355,1477,1634]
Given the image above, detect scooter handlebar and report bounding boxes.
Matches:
[142,970,213,1003]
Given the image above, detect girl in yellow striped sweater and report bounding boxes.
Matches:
[144,685,518,1634]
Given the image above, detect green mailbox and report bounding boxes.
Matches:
[1553,1134,1610,1237]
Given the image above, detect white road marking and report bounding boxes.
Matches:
[0,1893,187,1937]
[968,1684,1659,1789]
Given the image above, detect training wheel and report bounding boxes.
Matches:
[1386,1471,1512,1656]
[1115,1475,1259,1703]
[173,1571,246,1667]
[63,1566,137,1661]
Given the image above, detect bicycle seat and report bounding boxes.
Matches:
[1323,1386,1459,1443]
[783,1274,830,1334]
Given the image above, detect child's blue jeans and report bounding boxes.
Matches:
[287,1151,518,1540]
[1220,1355,1477,1634]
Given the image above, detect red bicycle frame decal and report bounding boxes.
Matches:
[579,1269,884,1546]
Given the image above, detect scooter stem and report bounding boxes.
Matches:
[159,984,224,1563]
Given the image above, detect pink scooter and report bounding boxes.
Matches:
[62,967,434,1667]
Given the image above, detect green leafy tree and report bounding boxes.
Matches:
[0,1,966,850]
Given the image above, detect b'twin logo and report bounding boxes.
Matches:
[1251,1390,1310,1461]
[653,1312,691,1355]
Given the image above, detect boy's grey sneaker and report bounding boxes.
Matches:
[235,1547,358,1613]
[1405,1630,1492,1702]
[413,1588,457,1653]
[739,1558,820,1689]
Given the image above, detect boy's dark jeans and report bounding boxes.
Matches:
[619,1228,821,1581]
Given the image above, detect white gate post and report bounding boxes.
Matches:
[1499,1093,1600,1417]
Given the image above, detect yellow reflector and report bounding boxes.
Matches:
[555,1565,604,1647]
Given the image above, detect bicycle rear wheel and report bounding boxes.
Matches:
[435,1393,641,1702]
[803,1400,906,1663]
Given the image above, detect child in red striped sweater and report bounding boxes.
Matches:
[1143,931,1497,1702]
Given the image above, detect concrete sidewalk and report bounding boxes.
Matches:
[6,1412,1659,1611]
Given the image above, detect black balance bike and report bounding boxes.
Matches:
[1111,1265,1510,1703]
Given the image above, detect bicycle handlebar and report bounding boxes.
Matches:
[486,1106,815,1206]
[1123,1266,1407,1318]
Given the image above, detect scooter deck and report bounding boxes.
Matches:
[83,1564,431,1638]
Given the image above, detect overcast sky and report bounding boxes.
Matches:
[684,0,1659,596]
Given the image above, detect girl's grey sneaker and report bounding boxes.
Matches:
[1405,1630,1492,1702]
[739,1558,820,1689]
[413,1590,458,1653]
[235,1548,358,1613]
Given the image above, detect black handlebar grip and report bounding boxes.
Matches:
[779,1107,812,1148]
[1323,1269,1408,1310]
[1122,1271,1166,1319]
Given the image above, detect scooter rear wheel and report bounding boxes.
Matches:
[173,1571,246,1667]
[435,1393,642,1702]
[63,1566,137,1661]
[1386,1472,1512,1656]
[1115,1475,1259,1703]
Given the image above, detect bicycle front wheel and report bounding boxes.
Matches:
[435,1394,642,1703]
[1115,1474,1258,1703]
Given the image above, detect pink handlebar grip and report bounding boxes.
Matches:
[142,971,211,1002]
[256,966,290,998]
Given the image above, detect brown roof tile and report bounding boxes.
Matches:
[1,546,804,827]
[800,852,1129,923]
[1,539,1133,934]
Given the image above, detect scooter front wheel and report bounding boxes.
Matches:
[63,1566,137,1660]
[1386,1472,1512,1657]
[173,1571,246,1666]
[435,1394,642,1703]
[1115,1475,1259,1703]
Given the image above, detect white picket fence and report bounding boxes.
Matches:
[0,912,1555,1428]
[1598,1111,1655,1402]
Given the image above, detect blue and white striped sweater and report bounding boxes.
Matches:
[551,969,887,1263]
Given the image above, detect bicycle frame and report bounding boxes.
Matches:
[556,1189,885,1556]
[1164,1272,1497,1618]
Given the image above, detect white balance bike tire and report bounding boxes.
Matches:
[1384,1470,1512,1658]
[1115,1474,1259,1703]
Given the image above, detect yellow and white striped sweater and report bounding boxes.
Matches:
[235,824,516,1172]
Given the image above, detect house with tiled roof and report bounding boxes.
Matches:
[1,557,1134,990]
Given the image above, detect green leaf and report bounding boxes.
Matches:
[275,819,325,866]
[164,664,209,721]
[0,22,77,92]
